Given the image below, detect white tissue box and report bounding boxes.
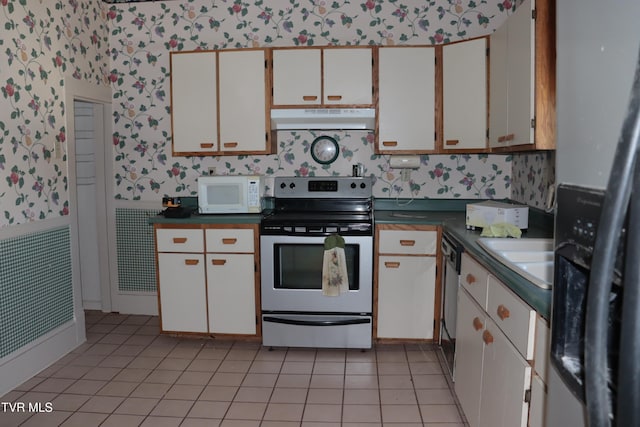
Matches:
[466,201,529,230]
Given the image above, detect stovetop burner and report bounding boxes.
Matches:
[261,176,374,236]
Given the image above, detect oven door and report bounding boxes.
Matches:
[260,234,373,314]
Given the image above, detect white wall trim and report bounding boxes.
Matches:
[113,294,159,316]
[0,319,83,397]
[0,216,70,240]
[114,199,163,211]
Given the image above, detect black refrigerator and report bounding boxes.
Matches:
[548,0,640,426]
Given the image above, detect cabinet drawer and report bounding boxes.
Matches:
[487,276,536,359]
[378,230,437,255]
[460,253,489,309]
[156,228,204,253]
[206,228,254,253]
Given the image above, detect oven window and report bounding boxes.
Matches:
[274,244,360,291]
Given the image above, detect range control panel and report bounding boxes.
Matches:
[274,176,372,199]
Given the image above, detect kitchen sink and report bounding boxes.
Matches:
[476,238,554,289]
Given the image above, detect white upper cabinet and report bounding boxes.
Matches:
[170,49,271,156]
[271,47,373,107]
[272,49,322,105]
[490,0,556,150]
[490,0,534,147]
[489,22,509,147]
[323,48,373,105]
[218,49,268,153]
[170,51,218,154]
[443,37,488,151]
[377,46,436,153]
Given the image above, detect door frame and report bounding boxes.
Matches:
[65,78,114,312]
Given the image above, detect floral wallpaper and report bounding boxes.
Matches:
[108,0,537,204]
[511,151,556,209]
[0,0,109,227]
[0,0,552,228]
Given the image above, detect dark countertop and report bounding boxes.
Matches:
[149,212,262,225]
[150,198,554,319]
[444,215,552,320]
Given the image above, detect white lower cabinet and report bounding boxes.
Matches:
[206,253,256,335]
[454,289,486,427]
[377,255,436,339]
[529,373,546,427]
[529,316,550,427]
[479,318,531,427]
[455,253,540,427]
[155,224,259,336]
[375,225,439,340]
[157,253,208,333]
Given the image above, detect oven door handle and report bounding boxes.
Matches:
[263,316,371,327]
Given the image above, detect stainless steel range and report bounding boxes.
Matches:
[260,176,374,349]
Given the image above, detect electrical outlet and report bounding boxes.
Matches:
[208,167,216,175]
[401,169,411,182]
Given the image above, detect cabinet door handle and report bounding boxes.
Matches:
[466,273,476,284]
[211,259,227,266]
[173,237,187,244]
[498,134,515,143]
[473,317,483,331]
[382,141,398,147]
[446,139,460,146]
[223,142,238,148]
[482,330,494,345]
[384,261,401,268]
[399,239,415,247]
[326,95,342,101]
[184,259,199,266]
[200,143,214,149]
[222,238,237,245]
[302,95,318,101]
[497,304,511,320]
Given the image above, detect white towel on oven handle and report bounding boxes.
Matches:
[322,234,349,296]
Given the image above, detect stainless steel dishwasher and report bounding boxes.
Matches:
[440,231,463,379]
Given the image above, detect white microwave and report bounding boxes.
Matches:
[197,175,264,214]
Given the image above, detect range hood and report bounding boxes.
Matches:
[270,108,375,131]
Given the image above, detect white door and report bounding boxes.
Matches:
[69,94,115,313]
[74,101,103,310]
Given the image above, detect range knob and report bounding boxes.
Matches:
[289,182,296,189]
[280,182,286,189]
[351,183,357,189]
[360,183,366,189]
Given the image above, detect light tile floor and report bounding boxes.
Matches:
[1,311,467,426]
